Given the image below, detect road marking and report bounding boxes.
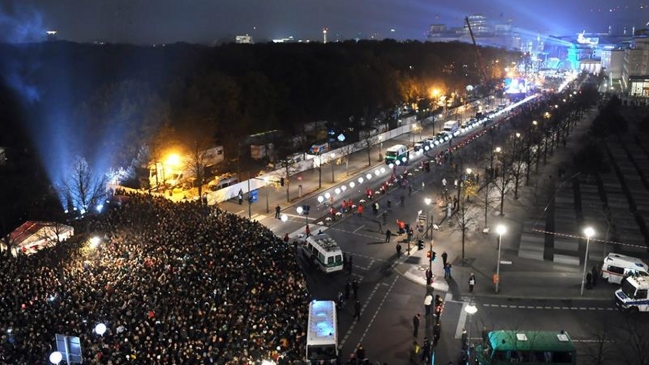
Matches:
[356,275,399,348]
[353,225,365,234]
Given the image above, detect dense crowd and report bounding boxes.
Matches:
[0,193,310,365]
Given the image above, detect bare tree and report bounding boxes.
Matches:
[362,135,379,167]
[339,144,355,176]
[613,316,649,365]
[64,156,107,213]
[451,199,479,260]
[36,221,73,246]
[493,159,512,217]
[581,319,616,365]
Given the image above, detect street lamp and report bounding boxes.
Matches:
[49,351,63,365]
[280,214,288,222]
[424,198,433,240]
[263,176,270,213]
[465,303,478,363]
[495,224,506,293]
[581,227,595,295]
[95,323,107,336]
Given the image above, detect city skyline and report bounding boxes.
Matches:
[0,0,647,44]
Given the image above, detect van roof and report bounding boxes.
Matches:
[604,253,649,271]
[625,275,649,288]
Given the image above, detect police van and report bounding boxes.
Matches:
[301,233,344,273]
[601,253,649,284]
[615,275,649,313]
[306,300,339,364]
[384,144,409,166]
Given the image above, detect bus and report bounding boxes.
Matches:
[475,330,576,365]
[384,144,409,165]
[306,300,339,365]
[301,233,344,273]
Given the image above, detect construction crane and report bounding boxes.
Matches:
[465,16,489,84]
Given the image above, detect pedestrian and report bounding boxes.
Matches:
[356,344,366,361]
[444,263,452,279]
[337,291,345,309]
[468,273,476,292]
[422,337,431,364]
[396,243,402,258]
[342,200,347,212]
[410,341,420,364]
[347,199,353,212]
[413,313,421,337]
[238,189,244,205]
[434,295,443,321]
[400,194,405,207]
[305,225,311,237]
[385,229,392,243]
[354,300,361,321]
[591,265,599,287]
[348,256,353,274]
[586,272,593,289]
[357,205,364,217]
[343,253,348,270]
[345,280,351,300]
[424,294,433,316]
[433,323,441,347]
[387,199,392,209]
[283,233,289,244]
[442,251,448,268]
[481,326,489,346]
[426,268,433,286]
[275,204,281,218]
[352,280,359,300]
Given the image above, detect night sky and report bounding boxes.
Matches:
[1,0,648,44]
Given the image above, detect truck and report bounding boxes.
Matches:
[615,275,649,313]
[443,120,460,136]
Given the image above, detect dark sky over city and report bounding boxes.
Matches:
[0,0,647,44]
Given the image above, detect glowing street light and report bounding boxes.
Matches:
[165,153,180,166]
[464,303,478,359]
[581,227,595,295]
[89,236,101,249]
[280,214,288,222]
[49,351,63,365]
[95,323,107,336]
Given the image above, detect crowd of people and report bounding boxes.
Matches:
[0,192,310,364]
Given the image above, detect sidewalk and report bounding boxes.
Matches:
[393,106,616,301]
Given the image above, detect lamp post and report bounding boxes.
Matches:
[581,227,595,296]
[378,135,383,161]
[465,303,478,364]
[263,177,270,213]
[495,224,506,293]
[424,198,433,239]
[330,153,336,183]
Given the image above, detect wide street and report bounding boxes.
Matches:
[216,85,647,365]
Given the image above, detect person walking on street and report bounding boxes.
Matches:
[422,337,431,364]
[385,229,392,243]
[425,268,433,286]
[410,341,420,364]
[283,233,290,245]
[275,204,281,218]
[396,243,402,258]
[352,280,359,300]
[424,294,433,316]
[444,263,452,279]
[468,273,476,292]
[357,204,364,217]
[591,265,599,287]
[441,251,448,268]
[347,256,353,274]
[413,313,421,337]
[433,322,441,347]
[354,300,361,321]
[345,280,351,300]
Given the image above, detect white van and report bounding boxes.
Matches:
[208,177,239,192]
[615,275,649,313]
[301,234,344,273]
[384,144,409,166]
[601,253,649,284]
[306,300,338,364]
